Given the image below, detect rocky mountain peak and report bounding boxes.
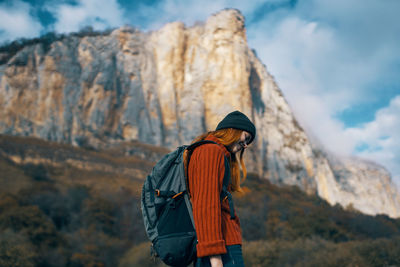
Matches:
[0,9,399,217]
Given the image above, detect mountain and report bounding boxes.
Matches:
[0,9,399,217]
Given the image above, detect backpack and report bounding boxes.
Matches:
[141,140,236,267]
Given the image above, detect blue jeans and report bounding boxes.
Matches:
[194,245,244,267]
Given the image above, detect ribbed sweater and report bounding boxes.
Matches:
[188,135,242,257]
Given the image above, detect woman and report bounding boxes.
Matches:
[184,110,256,267]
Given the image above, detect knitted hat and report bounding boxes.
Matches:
[215,110,256,144]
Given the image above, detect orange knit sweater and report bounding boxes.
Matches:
[188,135,242,257]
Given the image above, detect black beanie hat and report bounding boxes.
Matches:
[215,110,256,144]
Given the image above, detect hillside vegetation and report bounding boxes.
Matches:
[0,135,399,266]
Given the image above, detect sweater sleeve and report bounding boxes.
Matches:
[188,144,227,257]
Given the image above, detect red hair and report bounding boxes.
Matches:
[184,128,247,193]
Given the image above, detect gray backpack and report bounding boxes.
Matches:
[141,140,235,266]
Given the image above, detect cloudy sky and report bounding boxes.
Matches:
[1,0,399,186]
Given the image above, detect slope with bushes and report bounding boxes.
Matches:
[0,135,399,266]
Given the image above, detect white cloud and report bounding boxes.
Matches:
[47,0,125,33]
[0,1,43,43]
[345,96,400,184]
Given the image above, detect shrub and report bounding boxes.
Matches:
[119,242,167,267]
[0,230,37,267]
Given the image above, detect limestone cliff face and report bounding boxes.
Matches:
[0,9,399,217]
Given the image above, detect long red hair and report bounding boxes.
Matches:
[183,128,247,193]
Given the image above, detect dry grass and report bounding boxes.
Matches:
[0,157,33,194]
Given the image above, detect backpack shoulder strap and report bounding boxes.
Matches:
[186,140,218,151]
[185,140,216,196]
[186,140,236,219]
[185,140,218,181]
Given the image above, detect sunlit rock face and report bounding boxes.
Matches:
[0,9,399,217]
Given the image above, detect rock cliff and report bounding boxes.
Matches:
[0,9,399,217]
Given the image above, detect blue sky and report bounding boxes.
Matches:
[1,0,399,186]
